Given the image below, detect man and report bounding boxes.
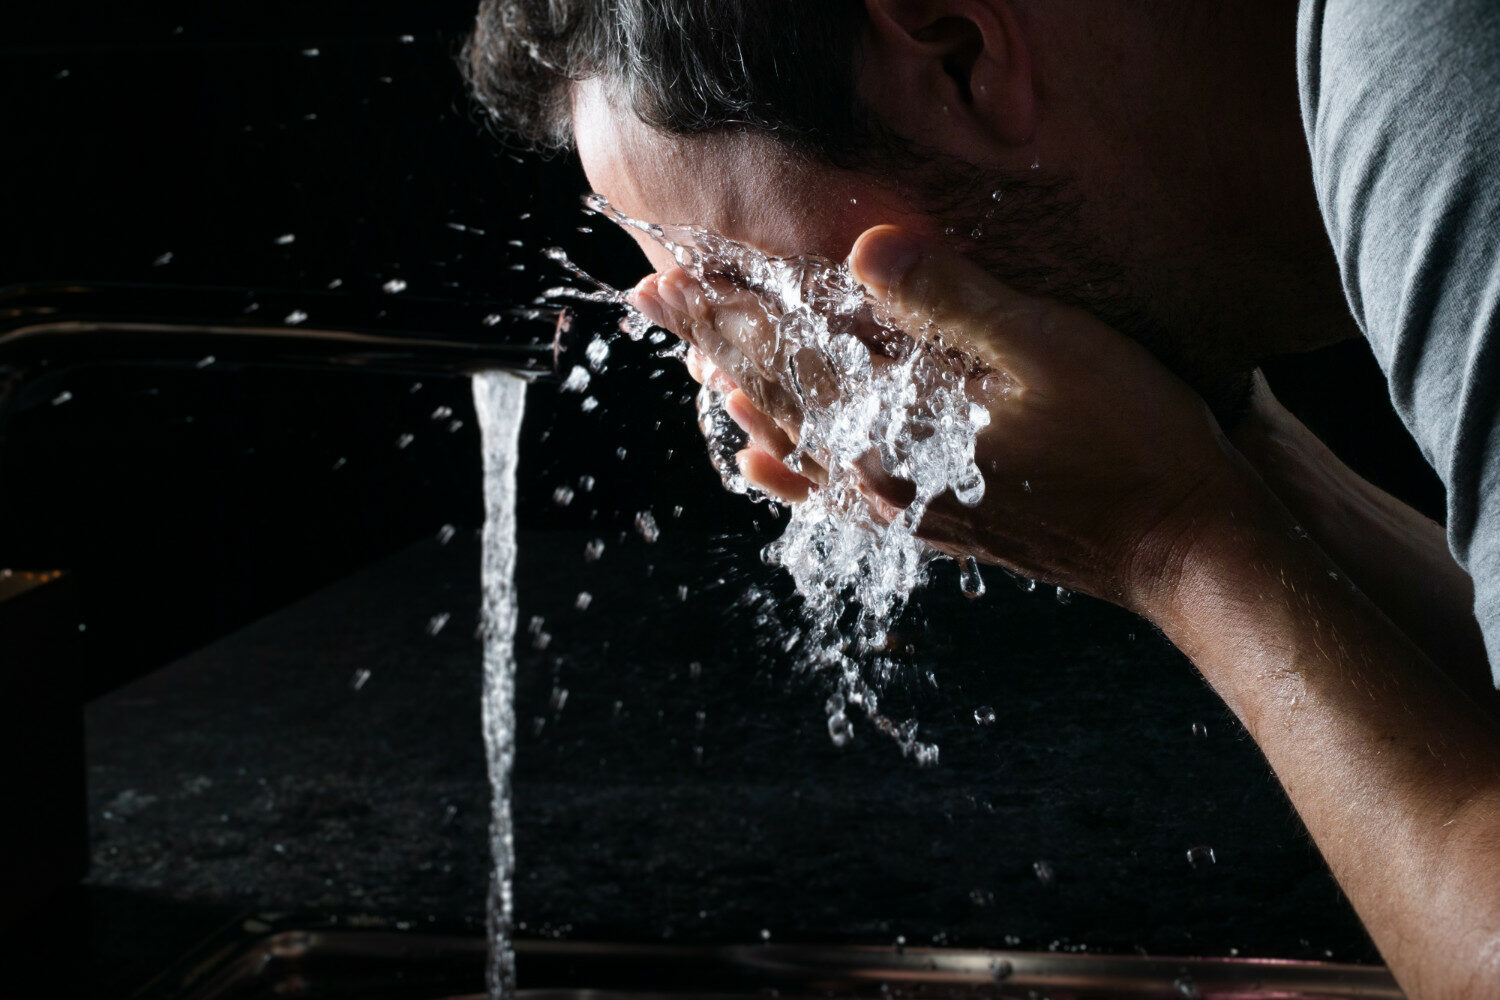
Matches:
[467,1,1500,995]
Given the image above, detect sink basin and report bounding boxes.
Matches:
[138,917,1402,1000]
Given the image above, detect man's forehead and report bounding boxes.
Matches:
[571,77,917,265]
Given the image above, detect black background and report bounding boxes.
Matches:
[2,0,775,685]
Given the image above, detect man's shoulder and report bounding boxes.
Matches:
[1298,0,1500,682]
[1300,0,1500,139]
[1297,0,1500,365]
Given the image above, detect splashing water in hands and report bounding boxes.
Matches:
[546,195,996,763]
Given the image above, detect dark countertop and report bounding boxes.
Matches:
[84,524,1376,986]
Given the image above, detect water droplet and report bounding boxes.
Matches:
[274,233,296,246]
[1191,721,1208,738]
[1174,975,1202,999]
[552,486,575,506]
[1033,860,1056,885]
[578,475,595,492]
[954,466,986,506]
[959,556,986,598]
[1186,845,1217,868]
[688,661,702,680]
[195,355,215,369]
[580,396,599,413]
[990,189,1004,202]
[1055,586,1072,604]
[574,591,592,611]
[152,251,174,267]
[973,706,997,726]
[549,686,569,713]
[51,390,73,406]
[827,710,853,747]
[350,668,371,691]
[560,366,590,393]
[301,47,320,57]
[382,278,408,294]
[425,612,450,636]
[395,432,415,449]
[436,524,456,545]
[284,309,308,325]
[583,539,605,562]
[585,337,611,371]
[988,958,1012,979]
[634,510,660,543]
[760,928,772,942]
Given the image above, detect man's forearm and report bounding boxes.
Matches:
[1143,462,1500,999]
[1229,378,1491,698]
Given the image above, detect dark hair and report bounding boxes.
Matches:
[464,0,873,162]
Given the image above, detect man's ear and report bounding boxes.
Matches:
[859,0,1036,154]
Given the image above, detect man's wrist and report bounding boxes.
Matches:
[1122,454,1301,637]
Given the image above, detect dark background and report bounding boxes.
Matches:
[0,1,1444,992]
[1,0,779,681]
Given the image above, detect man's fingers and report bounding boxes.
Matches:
[725,389,831,486]
[725,388,796,459]
[685,345,738,394]
[849,225,1042,379]
[737,447,813,503]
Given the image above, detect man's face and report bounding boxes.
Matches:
[572,21,1352,409]
[573,79,936,273]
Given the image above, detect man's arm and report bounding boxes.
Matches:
[634,226,1500,998]
[1144,456,1500,1000]
[1229,374,1493,701]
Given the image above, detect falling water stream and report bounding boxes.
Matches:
[471,196,996,991]
[474,371,527,1000]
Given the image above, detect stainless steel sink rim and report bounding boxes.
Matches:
[147,923,1404,1000]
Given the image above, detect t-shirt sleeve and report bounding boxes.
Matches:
[1299,0,1500,683]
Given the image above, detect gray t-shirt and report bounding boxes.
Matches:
[1299,0,1500,683]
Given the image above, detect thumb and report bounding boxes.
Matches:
[850,225,1043,381]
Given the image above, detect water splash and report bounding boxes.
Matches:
[554,195,994,764]
[474,372,527,1000]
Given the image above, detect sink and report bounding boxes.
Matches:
[137,917,1402,1000]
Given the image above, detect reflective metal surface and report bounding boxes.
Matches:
[0,283,559,377]
[142,919,1403,1000]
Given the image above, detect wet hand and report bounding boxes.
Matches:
[634,227,1256,610]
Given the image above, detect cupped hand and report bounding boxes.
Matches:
[634,226,1254,611]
